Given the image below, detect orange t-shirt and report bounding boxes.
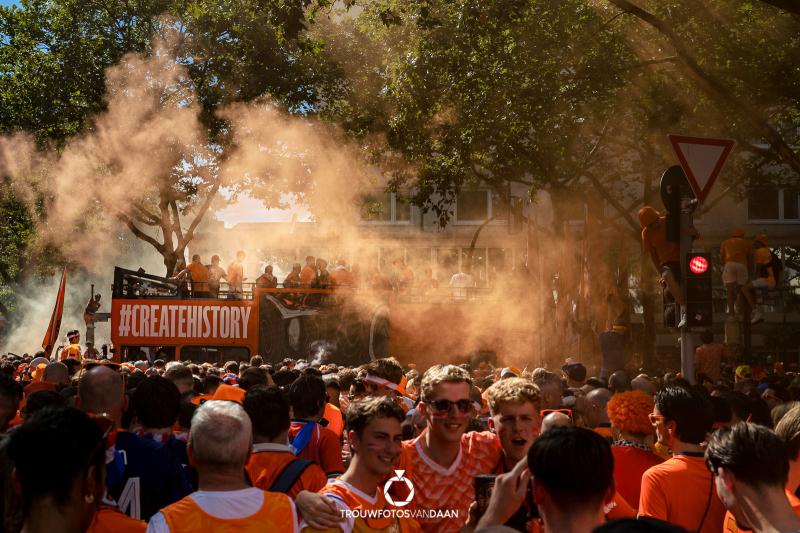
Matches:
[755,248,776,284]
[88,506,146,533]
[288,421,345,477]
[639,454,726,533]
[247,444,327,500]
[329,268,351,286]
[227,260,244,284]
[300,266,317,285]
[305,479,421,533]
[399,266,414,283]
[642,218,680,266]
[401,431,503,533]
[187,261,210,291]
[720,238,753,266]
[723,487,800,532]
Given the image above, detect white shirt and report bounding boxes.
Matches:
[146,488,299,533]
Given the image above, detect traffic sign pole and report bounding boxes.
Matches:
[680,186,696,385]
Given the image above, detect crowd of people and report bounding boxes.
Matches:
[1,348,800,533]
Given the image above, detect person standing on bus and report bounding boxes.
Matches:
[205,255,227,298]
[284,263,302,287]
[227,251,247,299]
[186,255,211,296]
[301,256,317,286]
[329,261,351,286]
[256,265,278,289]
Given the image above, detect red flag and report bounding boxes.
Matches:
[42,267,67,358]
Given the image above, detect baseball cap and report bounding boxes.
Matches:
[735,365,753,380]
[501,367,520,378]
[562,362,587,382]
[752,367,767,381]
[222,373,238,386]
[30,357,49,369]
[211,384,245,404]
[637,206,659,228]
[732,228,745,237]
[755,234,768,246]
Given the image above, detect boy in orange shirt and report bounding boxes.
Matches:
[638,206,699,328]
[639,387,725,533]
[300,397,420,533]
[243,386,327,499]
[741,234,777,325]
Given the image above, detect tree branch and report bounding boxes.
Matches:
[618,56,678,71]
[181,182,221,247]
[115,213,165,252]
[606,0,800,177]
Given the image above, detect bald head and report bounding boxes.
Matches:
[584,388,612,429]
[76,366,126,422]
[609,371,632,394]
[541,412,572,434]
[42,362,69,385]
[632,377,655,396]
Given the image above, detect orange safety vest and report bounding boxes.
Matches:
[160,492,294,533]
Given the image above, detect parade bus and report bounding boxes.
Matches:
[109,266,536,368]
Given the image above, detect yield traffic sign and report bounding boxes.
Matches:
[668,135,735,204]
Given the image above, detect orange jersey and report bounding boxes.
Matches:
[159,490,296,533]
[639,454,726,533]
[289,421,346,477]
[88,507,146,533]
[247,444,327,500]
[402,431,502,533]
[398,266,414,283]
[227,260,244,284]
[301,266,317,285]
[329,268,352,286]
[302,479,421,533]
[324,403,345,437]
[186,262,210,290]
[642,218,680,266]
[723,487,800,532]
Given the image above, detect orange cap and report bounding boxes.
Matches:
[211,384,246,404]
[190,393,214,406]
[637,207,659,228]
[755,234,768,246]
[732,228,744,237]
[31,364,47,382]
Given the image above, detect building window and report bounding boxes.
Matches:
[359,192,412,223]
[748,189,799,221]
[455,190,503,223]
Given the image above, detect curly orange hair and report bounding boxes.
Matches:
[607,390,655,436]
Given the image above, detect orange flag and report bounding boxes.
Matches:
[42,267,67,358]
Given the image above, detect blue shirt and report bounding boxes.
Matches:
[107,432,193,522]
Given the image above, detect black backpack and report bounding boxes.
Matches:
[760,250,783,283]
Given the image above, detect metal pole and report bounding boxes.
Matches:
[680,186,695,384]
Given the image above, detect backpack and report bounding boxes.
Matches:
[760,250,783,284]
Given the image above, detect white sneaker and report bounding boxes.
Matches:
[751,310,765,325]
[726,315,737,323]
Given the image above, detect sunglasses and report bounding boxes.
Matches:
[85,413,116,470]
[540,409,573,422]
[648,414,665,425]
[762,393,782,403]
[348,393,366,401]
[424,399,473,413]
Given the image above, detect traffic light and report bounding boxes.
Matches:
[685,253,713,327]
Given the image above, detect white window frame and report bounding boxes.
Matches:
[747,189,800,224]
[358,191,413,225]
[453,190,505,225]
